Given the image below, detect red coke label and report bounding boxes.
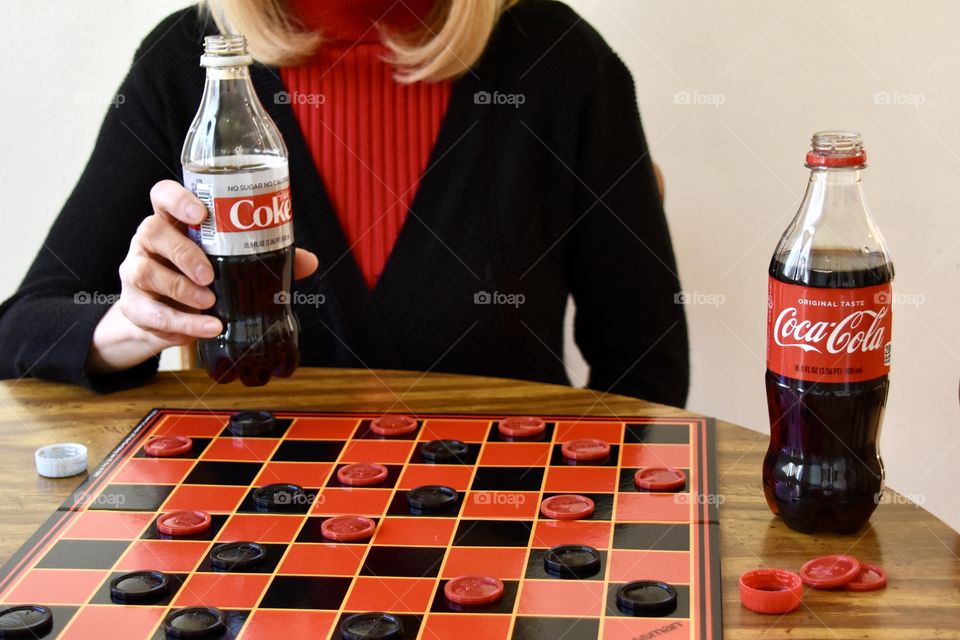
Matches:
[183,163,293,256]
[766,277,892,383]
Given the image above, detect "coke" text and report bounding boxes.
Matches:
[217,188,292,232]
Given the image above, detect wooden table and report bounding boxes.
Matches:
[0,368,957,638]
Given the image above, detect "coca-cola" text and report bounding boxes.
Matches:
[773,306,888,355]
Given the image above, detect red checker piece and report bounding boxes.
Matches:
[337,463,388,487]
[739,568,803,614]
[370,414,418,436]
[498,416,546,438]
[634,467,686,492]
[845,562,887,592]
[144,435,192,457]
[799,555,861,589]
[321,515,376,542]
[157,510,212,536]
[561,438,610,461]
[444,575,505,606]
[540,494,595,521]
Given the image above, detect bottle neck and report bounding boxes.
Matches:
[204,64,252,82]
[800,168,866,222]
[771,165,892,285]
[199,64,263,121]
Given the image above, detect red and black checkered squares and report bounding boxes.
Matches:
[0,410,720,640]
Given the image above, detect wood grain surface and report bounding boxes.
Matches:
[0,368,956,638]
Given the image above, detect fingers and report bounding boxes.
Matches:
[134,215,213,286]
[293,248,319,280]
[150,180,207,227]
[120,256,215,310]
[119,290,222,339]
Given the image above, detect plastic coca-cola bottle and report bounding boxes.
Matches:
[764,131,894,534]
[181,35,299,386]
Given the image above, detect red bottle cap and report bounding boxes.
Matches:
[805,149,867,167]
[561,438,610,461]
[540,494,595,520]
[337,463,388,487]
[634,467,687,492]
[739,569,803,614]
[799,555,862,589]
[320,515,376,542]
[444,575,505,606]
[845,562,887,592]
[370,415,418,436]
[498,416,546,438]
[157,510,212,536]
[144,435,193,457]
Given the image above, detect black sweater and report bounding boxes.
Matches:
[0,1,690,406]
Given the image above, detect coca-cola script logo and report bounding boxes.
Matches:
[766,278,892,383]
[215,188,292,233]
[773,306,888,355]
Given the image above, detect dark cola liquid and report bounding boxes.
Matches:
[197,247,300,386]
[764,249,893,533]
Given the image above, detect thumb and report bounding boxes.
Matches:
[293,248,319,280]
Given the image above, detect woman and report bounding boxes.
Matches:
[0,0,689,405]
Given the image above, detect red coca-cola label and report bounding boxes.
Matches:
[767,277,892,383]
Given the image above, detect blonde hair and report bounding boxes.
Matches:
[203,0,517,83]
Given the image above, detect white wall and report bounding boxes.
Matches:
[1,1,957,532]
[564,0,960,531]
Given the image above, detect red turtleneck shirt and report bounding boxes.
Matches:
[281,0,451,289]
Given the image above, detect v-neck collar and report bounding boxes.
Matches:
[250,63,487,366]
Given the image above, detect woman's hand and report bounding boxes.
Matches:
[87,180,318,374]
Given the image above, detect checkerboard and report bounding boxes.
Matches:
[0,409,721,639]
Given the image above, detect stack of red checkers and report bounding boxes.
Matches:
[337,463,388,487]
[497,416,546,438]
[444,576,504,606]
[321,515,376,542]
[370,415,418,436]
[144,435,192,458]
[540,494,595,521]
[799,555,886,591]
[561,438,610,462]
[157,510,211,537]
[634,467,686,492]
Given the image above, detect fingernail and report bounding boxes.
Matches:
[195,265,213,284]
[187,203,205,222]
[194,289,214,307]
[203,320,221,335]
